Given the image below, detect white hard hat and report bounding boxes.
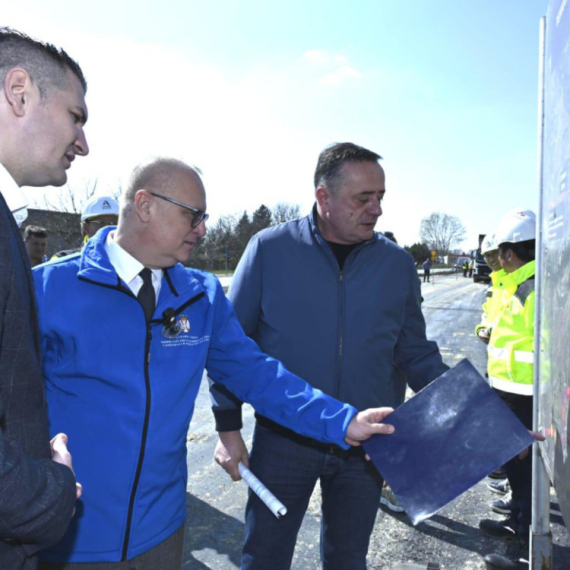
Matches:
[481,234,497,254]
[494,209,536,246]
[81,196,120,221]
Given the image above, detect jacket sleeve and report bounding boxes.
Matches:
[394,259,449,392]
[0,229,76,553]
[0,437,77,554]
[206,277,357,448]
[209,234,263,432]
[475,288,492,335]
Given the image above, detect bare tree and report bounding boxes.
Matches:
[32,180,123,250]
[271,202,301,225]
[191,202,300,272]
[419,212,466,256]
[39,180,99,214]
[39,180,122,214]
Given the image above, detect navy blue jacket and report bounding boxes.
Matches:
[211,208,448,430]
[33,227,357,563]
[0,191,76,569]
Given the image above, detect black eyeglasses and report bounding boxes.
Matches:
[85,217,118,227]
[150,192,209,228]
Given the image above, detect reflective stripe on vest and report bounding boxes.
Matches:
[487,345,534,364]
[488,376,534,396]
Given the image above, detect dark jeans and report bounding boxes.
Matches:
[39,524,185,570]
[423,270,430,283]
[494,389,533,534]
[241,422,383,570]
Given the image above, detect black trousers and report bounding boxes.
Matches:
[39,524,185,570]
[495,389,533,534]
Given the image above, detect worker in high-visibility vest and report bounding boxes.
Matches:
[476,233,508,346]
[476,234,510,485]
[479,210,536,570]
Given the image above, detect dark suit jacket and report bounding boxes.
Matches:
[0,190,76,569]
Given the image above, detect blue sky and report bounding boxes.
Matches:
[3,0,549,248]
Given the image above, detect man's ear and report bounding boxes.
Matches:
[3,68,35,118]
[316,186,330,213]
[134,189,152,222]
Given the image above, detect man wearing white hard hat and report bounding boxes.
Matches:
[476,234,510,496]
[53,195,119,258]
[81,195,119,239]
[476,234,507,346]
[479,210,537,570]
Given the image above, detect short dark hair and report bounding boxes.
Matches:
[314,142,382,193]
[24,225,48,240]
[499,239,535,263]
[0,28,87,98]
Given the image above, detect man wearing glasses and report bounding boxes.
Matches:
[33,157,395,569]
[81,195,120,239]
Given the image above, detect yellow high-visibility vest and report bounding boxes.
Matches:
[475,269,508,336]
[487,261,535,396]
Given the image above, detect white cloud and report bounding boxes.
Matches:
[319,65,362,86]
[300,50,331,64]
[300,50,362,86]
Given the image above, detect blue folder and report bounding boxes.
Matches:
[362,359,535,524]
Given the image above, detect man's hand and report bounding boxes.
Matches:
[477,328,490,345]
[345,407,395,446]
[215,431,249,481]
[51,433,73,470]
[51,433,82,499]
[518,430,546,459]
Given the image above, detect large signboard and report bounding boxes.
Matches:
[539,0,570,528]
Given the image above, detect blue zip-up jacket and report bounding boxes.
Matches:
[210,209,448,430]
[33,227,357,563]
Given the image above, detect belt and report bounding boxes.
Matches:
[255,414,364,458]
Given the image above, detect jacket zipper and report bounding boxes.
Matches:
[336,271,345,399]
[122,323,152,560]
[78,276,152,560]
[79,275,206,559]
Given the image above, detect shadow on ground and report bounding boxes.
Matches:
[183,493,244,569]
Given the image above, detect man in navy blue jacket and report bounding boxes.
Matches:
[210,142,448,570]
[34,158,396,569]
[0,28,89,569]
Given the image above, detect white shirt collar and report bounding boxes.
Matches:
[0,162,28,226]
[104,230,162,300]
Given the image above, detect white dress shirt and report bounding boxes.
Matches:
[0,162,28,226]
[104,230,162,302]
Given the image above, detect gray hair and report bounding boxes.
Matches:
[0,28,87,98]
[122,158,202,209]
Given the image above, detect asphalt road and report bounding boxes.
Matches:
[181,273,570,569]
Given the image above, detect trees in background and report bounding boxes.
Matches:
[419,212,466,256]
[404,242,431,266]
[36,180,112,248]
[190,202,302,271]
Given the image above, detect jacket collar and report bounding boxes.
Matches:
[78,227,205,303]
[498,260,535,289]
[308,203,379,249]
[0,162,28,226]
[490,268,507,286]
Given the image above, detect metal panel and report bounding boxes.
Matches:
[538,0,570,530]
